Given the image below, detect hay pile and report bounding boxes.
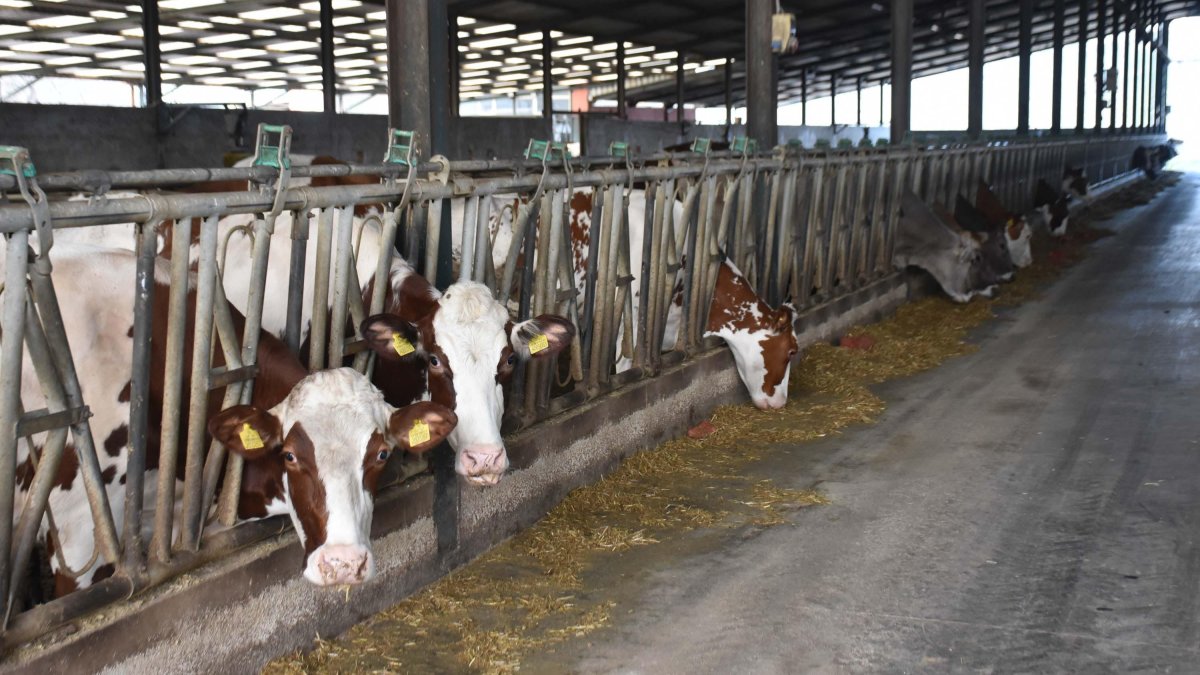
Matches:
[264,176,1166,675]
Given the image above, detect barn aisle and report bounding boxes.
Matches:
[520,174,1200,673]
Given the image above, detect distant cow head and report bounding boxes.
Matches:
[705,260,799,410]
[1034,179,1071,237]
[953,196,1015,285]
[1063,167,1088,198]
[363,282,574,486]
[896,192,992,303]
[209,369,456,586]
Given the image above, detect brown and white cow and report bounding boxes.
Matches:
[1033,179,1071,237]
[1062,166,1089,199]
[6,243,455,595]
[973,180,1032,268]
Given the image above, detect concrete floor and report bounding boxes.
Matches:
[521,174,1200,674]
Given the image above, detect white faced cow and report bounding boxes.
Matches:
[5,243,455,596]
[973,180,1032,268]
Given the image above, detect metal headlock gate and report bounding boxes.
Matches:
[0,128,1161,648]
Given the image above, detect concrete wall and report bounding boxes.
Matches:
[0,103,549,171]
[581,116,890,154]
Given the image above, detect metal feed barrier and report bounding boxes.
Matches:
[0,129,1159,648]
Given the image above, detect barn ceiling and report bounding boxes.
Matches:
[0,0,1194,108]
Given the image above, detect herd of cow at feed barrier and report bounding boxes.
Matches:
[0,138,1176,622]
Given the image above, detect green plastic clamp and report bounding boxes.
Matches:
[251,124,292,170]
[837,138,854,149]
[814,138,832,149]
[0,145,36,179]
[525,139,568,162]
[384,128,416,167]
[730,136,758,154]
[608,141,629,158]
[690,138,712,154]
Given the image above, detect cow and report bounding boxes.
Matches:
[973,181,1032,268]
[1033,179,1071,237]
[6,243,456,596]
[953,196,1016,285]
[894,191,993,303]
[1063,166,1089,199]
[1132,143,1178,180]
[212,208,574,487]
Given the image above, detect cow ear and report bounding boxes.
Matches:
[775,304,797,332]
[509,314,575,360]
[208,405,283,460]
[360,314,422,362]
[388,401,458,454]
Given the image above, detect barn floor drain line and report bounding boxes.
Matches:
[264,175,1177,675]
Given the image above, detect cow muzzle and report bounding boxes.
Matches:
[752,393,787,411]
[457,444,509,486]
[307,544,374,586]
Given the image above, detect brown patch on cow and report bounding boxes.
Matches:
[91,563,114,585]
[100,465,117,484]
[360,270,440,408]
[976,181,1018,229]
[103,424,128,457]
[1006,219,1023,241]
[362,431,390,495]
[758,321,798,397]
[706,263,768,333]
[118,381,132,403]
[569,190,594,277]
[15,444,81,492]
[53,572,78,598]
[281,423,329,556]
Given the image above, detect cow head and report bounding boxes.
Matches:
[209,368,456,586]
[1062,167,1088,198]
[972,228,1015,286]
[705,261,800,410]
[1004,216,1033,268]
[363,281,574,486]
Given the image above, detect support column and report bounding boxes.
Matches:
[1076,0,1088,131]
[1132,4,1142,129]
[856,76,863,126]
[1094,0,1106,130]
[1018,0,1032,134]
[319,0,336,115]
[1123,2,1132,129]
[1141,19,1151,130]
[542,32,553,137]
[746,0,777,148]
[386,0,431,155]
[142,0,162,127]
[617,42,627,119]
[890,0,913,144]
[676,52,686,128]
[1107,0,1119,131]
[724,57,733,136]
[1158,18,1169,131]
[968,0,984,138]
[1052,0,1064,133]
[801,68,808,126]
[830,73,838,126]
[428,0,450,154]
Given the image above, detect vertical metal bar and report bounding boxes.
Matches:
[428,0,450,154]
[0,228,30,612]
[746,0,777,148]
[1018,0,1033,135]
[1109,0,1119,131]
[284,210,310,354]
[386,0,431,155]
[1077,0,1089,131]
[724,57,733,137]
[1095,0,1107,130]
[150,218,191,563]
[1122,2,1131,130]
[328,207,356,367]
[319,0,336,115]
[142,0,161,116]
[122,220,160,578]
[968,0,985,139]
[1052,0,1065,133]
[617,42,627,119]
[308,208,334,372]
[890,0,913,144]
[459,196,478,283]
[830,73,838,125]
[856,76,863,127]
[801,68,808,126]
[676,53,686,133]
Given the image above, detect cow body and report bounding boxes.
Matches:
[973,181,1033,268]
[953,196,1016,285]
[1033,179,1071,237]
[5,243,454,596]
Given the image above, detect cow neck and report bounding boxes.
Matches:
[365,265,441,408]
[705,262,768,334]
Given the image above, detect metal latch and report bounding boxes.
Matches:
[251,124,293,170]
[383,128,417,167]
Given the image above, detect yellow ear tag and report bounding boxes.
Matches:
[391,332,415,357]
[528,333,549,355]
[239,423,264,450]
[408,419,431,446]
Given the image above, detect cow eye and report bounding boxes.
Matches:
[283,452,296,463]
[506,354,516,366]
[377,449,390,462]
[429,355,440,367]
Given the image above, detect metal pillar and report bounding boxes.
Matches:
[746,0,777,148]
[1109,0,1119,131]
[1052,0,1065,133]
[1076,0,1088,131]
[1094,0,1106,130]
[1141,17,1151,130]
[142,0,162,131]
[1123,2,1132,128]
[319,0,336,115]
[448,12,459,116]
[801,69,808,126]
[830,73,838,125]
[1158,17,1169,131]
[617,42,627,119]
[1132,3,1142,129]
[542,32,553,136]
[968,0,984,138]
[724,57,733,136]
[1018,0,1032,134]
[890,0,913,144]
[386,0,431,155]
[856,76,863,126]
[676,52,686,128]
[428,0,450,154]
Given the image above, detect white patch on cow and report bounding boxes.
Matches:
[429,282,511,485]
[1006,221,1033,268]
